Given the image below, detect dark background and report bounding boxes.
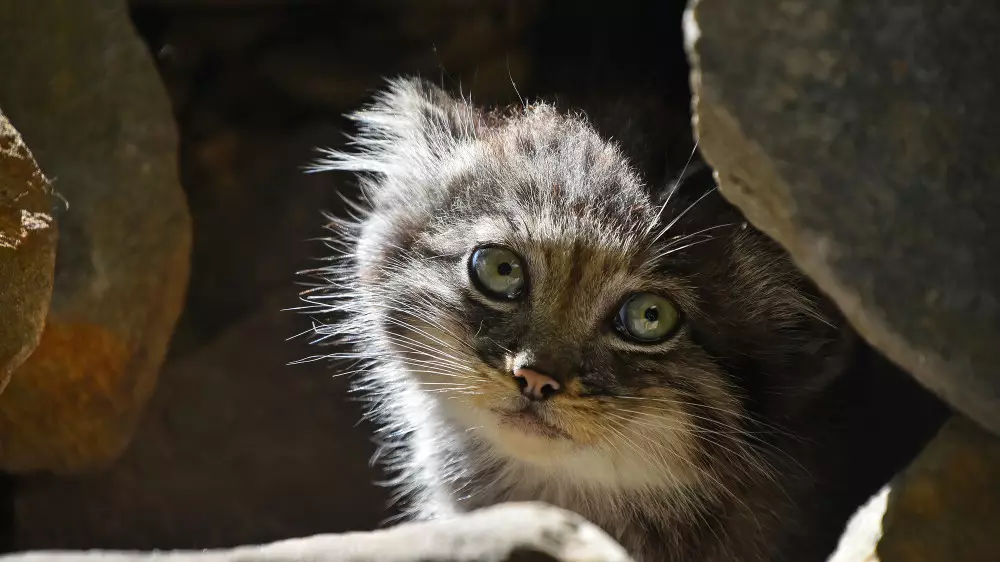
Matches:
[2,0,693,551]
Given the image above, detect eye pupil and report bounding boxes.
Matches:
[644,306,659,323]
[616,293,679,343]
[469,246,526,300]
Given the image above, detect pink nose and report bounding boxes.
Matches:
[513,368,561,401]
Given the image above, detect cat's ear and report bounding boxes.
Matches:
[313,77,478,180]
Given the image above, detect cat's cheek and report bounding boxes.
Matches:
[435,397,494,432]
[383,314,477,375]
[546,400,608,446]
[425,377,503,421]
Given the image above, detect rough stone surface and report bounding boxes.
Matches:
[686,0,1000,434]
[0,503,633,562]
[0,111,57,395]
[0,0,192,472]
[877,416,1000,561]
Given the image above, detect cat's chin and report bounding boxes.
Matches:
[494,408,570,440]
[445,402,579,464]
[438,398,704,490]
[485,416,579,465]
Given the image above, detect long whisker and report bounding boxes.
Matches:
[616,408,778,478]
[644,141,702,237]
[614,395,807,442]
[612,404,803,479]
[649,236,721,263]
[659,223,737,252]
[649,184,718,246]
[602,415,749,533]
[370,298,473,351]
[381,333,476,372]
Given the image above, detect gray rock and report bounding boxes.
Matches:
[0,502,634,562]
[685,0,1000,434]
[0,0,192,472]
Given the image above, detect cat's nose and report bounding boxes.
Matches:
[513,368,562,401]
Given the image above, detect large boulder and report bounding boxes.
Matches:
[0,111,57,394]
[685,0,1000,434]
[0,0,192,472]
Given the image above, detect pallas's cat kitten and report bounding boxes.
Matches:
[307,78,946,561]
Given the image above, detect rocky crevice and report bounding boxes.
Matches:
[0,0,998,560]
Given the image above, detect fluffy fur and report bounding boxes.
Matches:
[301,77,946,561]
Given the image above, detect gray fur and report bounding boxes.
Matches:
[301,77,943,561]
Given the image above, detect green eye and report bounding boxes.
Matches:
[469,246,526,300]
[616,293,680,343]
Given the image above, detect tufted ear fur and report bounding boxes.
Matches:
[312,77,480,191]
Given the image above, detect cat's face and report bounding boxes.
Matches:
[320,78,849,493]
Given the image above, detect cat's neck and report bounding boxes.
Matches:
[406,400,791,562]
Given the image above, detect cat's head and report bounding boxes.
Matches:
[313,77,850,494]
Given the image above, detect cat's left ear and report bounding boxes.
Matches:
[313,77,479,181]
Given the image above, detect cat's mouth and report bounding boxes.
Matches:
[492,406,570,440]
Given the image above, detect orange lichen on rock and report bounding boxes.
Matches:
[0,223,190,473]
[0,320,131,471]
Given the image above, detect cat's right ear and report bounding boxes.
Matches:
[312,77,478,182]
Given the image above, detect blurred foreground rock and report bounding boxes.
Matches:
[878,416,1000,562]
[0,0,192,472]
[1,502,632,562]
[686,0,1000,434]
[0,112,57,395]
[826,487,887,562]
